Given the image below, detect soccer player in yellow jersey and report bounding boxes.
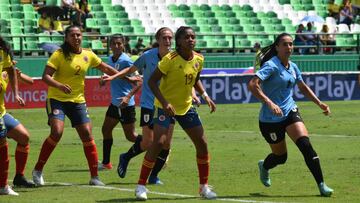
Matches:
[135,26,217,200]
[0,36,36,195]
[32,25,120,186]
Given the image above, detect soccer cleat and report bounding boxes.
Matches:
[117,153,129,178]
[135,184,148,200]
[98,162,113,170]
[13,174,36,188]
[258,160,271,187]
[199,184,217,199]
[0,185,19,196]
[318,182,333,197]
[32,170,45,186]
[148,176,163,185]
[89,176,105,186]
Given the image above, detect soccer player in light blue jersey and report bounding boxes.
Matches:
[248,33,333,197]
[98,34,142,171]
[102,28,174,184]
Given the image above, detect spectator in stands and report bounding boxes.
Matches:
[135,38,146,53]
[74,0,93,29]
[130,48,140,63]
[38,12,53,34]
[303,22,321,54]
[124,36,131,54]
[327,0,340,21]
[53,17,64,34]
[253,42,261,72]
[248,32,334,197]
[61,0,76,20]
[339,0,354,28]
[319,24,336,54]
[294,24,307,54]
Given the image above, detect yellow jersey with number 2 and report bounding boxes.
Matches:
[46,49,102,103]
[154,51,203,116]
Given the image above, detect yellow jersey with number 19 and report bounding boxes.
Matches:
[46,49,102,103]
[154,51,203,116]
[0,50,13,117]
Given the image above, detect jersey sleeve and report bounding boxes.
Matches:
[157,55,171,75]
[293,64,303,82]
[47,50,61,70]
[133,54,146,72]
[89,51,102,67]
[256,62,276,81]
[121,58,133,69]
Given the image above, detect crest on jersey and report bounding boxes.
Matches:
[159,115,166,122]
[53,109,60,115]
[83,56,89,63]
[193,62,199,71]
[144,114,150,123]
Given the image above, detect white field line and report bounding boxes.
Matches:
[44,181,281,203]
[29,127,359,139]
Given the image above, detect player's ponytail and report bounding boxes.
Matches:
[0,36,11,57]
[258,33,292,67]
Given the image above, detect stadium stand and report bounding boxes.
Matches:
[0,0,358,54]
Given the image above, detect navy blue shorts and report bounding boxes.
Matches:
[141,107,175,129]
[46,98,90,127]
[105,104,136,124]
[259,108,303,144]
[0,113,21,139]
[154,106,202,129]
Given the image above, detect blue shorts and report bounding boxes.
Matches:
[0,113,20,139]
[46,98,90,127]
[154,106,202,129]
[141,107,175,129]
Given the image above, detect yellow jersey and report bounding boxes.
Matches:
[38,17,52,30]
[46,49,102,103]
[0,50,13,116]
[154,51,203,115]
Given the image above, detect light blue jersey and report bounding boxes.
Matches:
[256,56,303,123]
[107,53,134,106]
[134,48,161,109]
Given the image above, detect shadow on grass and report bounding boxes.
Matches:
[107,181,136,186]
[56,169,89,172]
[248,192,317,198]
[96,196,199,202]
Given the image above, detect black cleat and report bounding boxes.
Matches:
[13,174,36,188]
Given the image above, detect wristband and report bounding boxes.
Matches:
[201,91,209,99]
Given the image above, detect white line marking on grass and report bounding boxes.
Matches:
[46,181,280,203]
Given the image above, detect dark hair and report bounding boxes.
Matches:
[258,33,292,67]
[152,27,172,48]
[61,25,81,60]
[78,0,88,11]
[0,36,12,58]
[175,26,193,50]
[110,33,124,44]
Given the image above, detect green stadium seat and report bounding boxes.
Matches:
[208,18,218,25]
[113,5,125,11]
[303,4,315,10]
[91,4,103,12]
[106,12,118,19]
[0,4,10,12]
[100,0,111,5]
[171,10,183,18]
[246,11,257,18]
[211,25,222,33]
[228,18,240,25]
[0,12,11,19]
[238,39,251,48]
[103,4,113,12]
[206,40,218,48]
[11,12,24,19]
[82,40,91,48]
[130,19,142,26]
[190,5,201,12]
[89,0,100,3]
[178,4,190,11]
[94,12,106,19]
[250,18,261,24]
[204,11,215,18]
[197,18,207,25]
[86,18,97,28]
[117,12,128,19]
[281,18,292,25]
[256,12,266,19]
[24,26,36,34]
[199,4,211,11]
[271,18,281,24]
[46,0,58,6]
[242,5,253,11]
[220,5,232,11]
[225,12,236,18]
[275,24,286,32]
[10,0,20,4]
[232,5,242,11]
[214,11,226,18]
[122,26,134,34]
[211,5,222,12]
[0,0,9,4]
[167,4,177,11]
[222,25,233,33]
[242,24,253,33]
[24,12,37,19]
[266,12,277,18]
[100,26,111,34]
[218,17,228,25]
[196,40,207,49]
[133,26,145,34]
[0,19,8,27]
[108,19,119,26]
[97,18,109,26]
[23,4,34,12]
[218,40,230,48]
[38,34,52,43]
[10,19,23,28]
[261,39,273,46]
[233,25,243,32]
[254,24,265,32]
[183,11,193,18]
[185,18,197,26]
[10,27,23,35]
[111,26,123,33]
[119,19,131,25]
[91,39,105,50]
[193,11,204,18]
[192,25,200,32]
